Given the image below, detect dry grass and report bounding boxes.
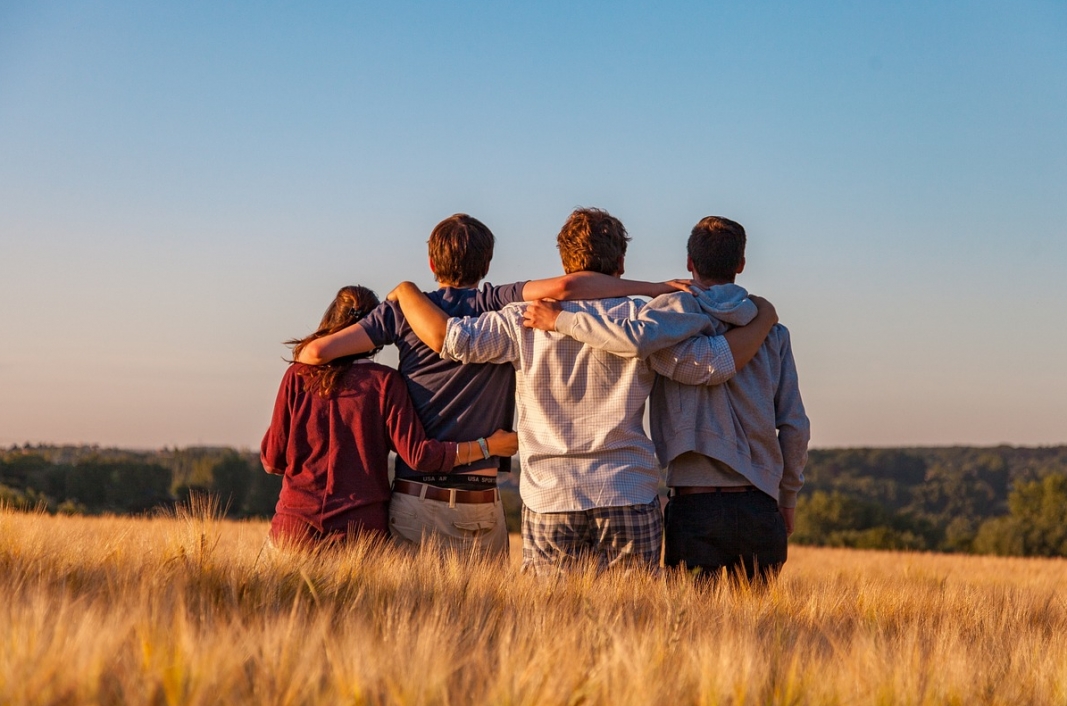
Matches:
[2,502,1066,705]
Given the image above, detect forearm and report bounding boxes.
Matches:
[723,309,776,370]
[778,462,804,509]
[440,312,518,365]
[453,431,518,466]
[775,342,809,509]
[555,305,713,359]
[453,441,481,467]
[777,424,809,508]
[526,271,676,301]
[391,282,448,352]
[650,335,736,386]
[294,324,375,364]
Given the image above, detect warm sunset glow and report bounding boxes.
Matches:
[1,3,1064,449]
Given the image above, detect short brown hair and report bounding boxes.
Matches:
[428,214,495,286]
[688,216,746,282]
[556,208,630,275]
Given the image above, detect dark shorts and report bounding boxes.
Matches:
[664,489,787,582]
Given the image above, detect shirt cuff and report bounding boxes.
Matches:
[441,441,458,472]
[554,311,577,336]
[709,335,737,385]
[440,318,466,361]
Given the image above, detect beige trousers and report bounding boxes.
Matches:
[388,488,509,559]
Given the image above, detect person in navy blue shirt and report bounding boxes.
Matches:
[297,213,688,558]
[263,284,518,550]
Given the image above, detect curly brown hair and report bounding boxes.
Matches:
[556,208,630,275]
[287,285,381,397]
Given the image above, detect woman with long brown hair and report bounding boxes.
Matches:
[261,285,518,547]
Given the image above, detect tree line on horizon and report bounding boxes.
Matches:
[2,443,1066,558]
[794,445,1067,557]
[0,445,281,519]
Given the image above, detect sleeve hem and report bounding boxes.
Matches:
[440,318,465,361]
[555,310,577,336]
[710,335,737,383]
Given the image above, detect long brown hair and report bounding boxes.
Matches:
[287,285,381,397]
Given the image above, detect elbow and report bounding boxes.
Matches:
[553,273,580,301]
[261,455,284,475]
[533,272,579,301]
[408,453,447,474]
[297,340,328,365]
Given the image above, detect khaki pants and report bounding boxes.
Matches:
[389,489,509,559]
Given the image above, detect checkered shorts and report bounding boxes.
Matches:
[521,499,663,574]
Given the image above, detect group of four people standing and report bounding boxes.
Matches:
[262,208,809,581]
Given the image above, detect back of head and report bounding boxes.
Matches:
[556,207,630,275]
[688,216,746,283]
[428,214,495,286]
[288,285,381,396]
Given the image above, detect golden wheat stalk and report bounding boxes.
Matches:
[2,502,1066,705]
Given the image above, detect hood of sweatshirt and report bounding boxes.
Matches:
[693,283,758,327]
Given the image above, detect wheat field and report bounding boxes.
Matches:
[2,502,1065,705]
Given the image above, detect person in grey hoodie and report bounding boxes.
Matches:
[523,216,809,581]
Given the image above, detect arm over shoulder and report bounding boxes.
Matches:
[296,300,394,365]
[440,308,521,365]
[649,334,736,386]
[553,293,714,359]
[521,271,682,301]
[479,281,527,310]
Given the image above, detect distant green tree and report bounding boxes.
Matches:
[106,461,172,513]
[244,468,282,518]
[794,490,933,550]
[1011,474,1067,555]
[211,453,252,516]
[942,516,979,553]
[64,460,171,513]
[0,483,34,510]
[1,454,49,489]
[973,474,1067,557]
[972,516,1024,556]
[65,461,112,509]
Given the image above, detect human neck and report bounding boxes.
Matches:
[692,274,735,287]
[438,280,479,290]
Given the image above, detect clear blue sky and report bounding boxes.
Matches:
[2,1,1065,449]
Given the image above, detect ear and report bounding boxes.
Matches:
[428,256,437,275]
[616,256,625,278]
[686,255,696,276]
[736,257,745,275]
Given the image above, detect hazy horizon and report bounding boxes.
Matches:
[2,2,1065,450]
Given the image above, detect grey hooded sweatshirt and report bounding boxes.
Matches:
[554,285,810,507]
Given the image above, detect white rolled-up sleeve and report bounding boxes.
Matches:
[649,334,736,386]
[441,311,520,365]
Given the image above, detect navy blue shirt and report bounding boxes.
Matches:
[359,282,526,479]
